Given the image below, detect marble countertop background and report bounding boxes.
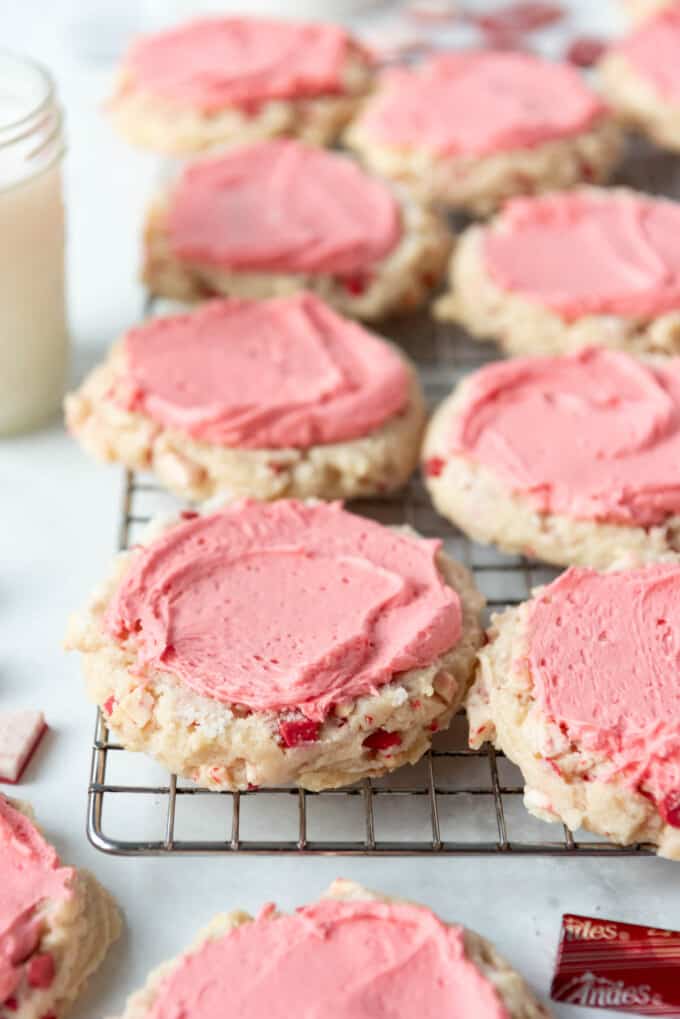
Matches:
[2,3,677,1017]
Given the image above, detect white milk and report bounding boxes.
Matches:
[0,53,68,435]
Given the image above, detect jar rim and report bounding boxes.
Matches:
[0,49,55,133]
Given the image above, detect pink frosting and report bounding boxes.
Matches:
[144,897,508,1019]
[527,565,680,815]
[356,51,606,156]
[104,501,461,721]
[118,294,410,449]
[616,7,680,103]
[484,191,680,320]
[0,797,73,1003]
[166,140,401,277]
[451,347,680,526]
[124,17,357,112]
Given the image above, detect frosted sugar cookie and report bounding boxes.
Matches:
[108,17,372,153]
[423,347,680,569]
[66,500,484,792]
[436,188,680,356]
[109,880,550,1019]
[0,795,120,1019]
[601,5,680,152]
[142,139,451,321]
[469,564,680,859]
[65,293,425,502]
[345,51,623,215]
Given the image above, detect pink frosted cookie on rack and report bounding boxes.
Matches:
[423,347,680,569]
[65,293,425,502]
[0,795,120,1019]
[107,16,373,153]
[142,139,451,321]
[469,564,680,859]
[344,51,623,215]
[436,188,680,355]
[109,880,550,1019]
[601,5,680,152]
[65,500,484,792]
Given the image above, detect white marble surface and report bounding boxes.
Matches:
[2,3,678,1017]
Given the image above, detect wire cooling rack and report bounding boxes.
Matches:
[85,305,656,857]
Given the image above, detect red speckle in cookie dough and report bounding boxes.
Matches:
[279,719,322,747]
[363,729,403,751]
[181,510,200,520]
[3,998,18,1012]
[342,272,373,296]
[410,699,422,709]
[468,3,563,32]
[102,696,116,716]
[268,462,288,474]
[566,37,606,68]
[660,792,680,828]
[428,721,439,732]
[26,955,55,990]
[424,457,446,477]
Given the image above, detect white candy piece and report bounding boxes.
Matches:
[0,710,47,782]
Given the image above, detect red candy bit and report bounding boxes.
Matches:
[428,721,439,732]
[424,456,446,478]
[26,954,55,990]
[660,791,680,828]
[180,510,199,520]
[279,719,321,748]
[407,0,459,23]
[3,998,18,1012]
[468,2,564,32]
[363,729,402,751]
[341,272,373,296]
[479,26,527,51]
[102,696,116,717]
[566,37,607,68]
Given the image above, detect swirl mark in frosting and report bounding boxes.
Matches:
[451,348,680,526]
[166,140,401,277]
[484,191,680,320]
[527,565,680,817]
[143,898,508,1019]
[123,17,357,112]
[118,294,410,449]
[355,51,606,157]
[104,501,461,721]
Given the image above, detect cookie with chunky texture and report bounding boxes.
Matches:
[436,188,680,356]
[469,564,680,859]
[345,51,623,215]
[109,880,550,1019]
[0,795,120,1019]
[65,294,425,502]
[423,347,680,570]
[142,139,451,321]
[601,6,680,152]
[108,16,372,153]
[66,499,484,792]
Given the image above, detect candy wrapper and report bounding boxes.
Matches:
[552,914,680,1016]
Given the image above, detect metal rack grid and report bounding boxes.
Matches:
[85,310,654,857]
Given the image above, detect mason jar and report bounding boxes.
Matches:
[0,51,68,435]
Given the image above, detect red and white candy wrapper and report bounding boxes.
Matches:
[551,914,680,1016]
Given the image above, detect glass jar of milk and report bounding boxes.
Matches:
[0,52,68,435]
